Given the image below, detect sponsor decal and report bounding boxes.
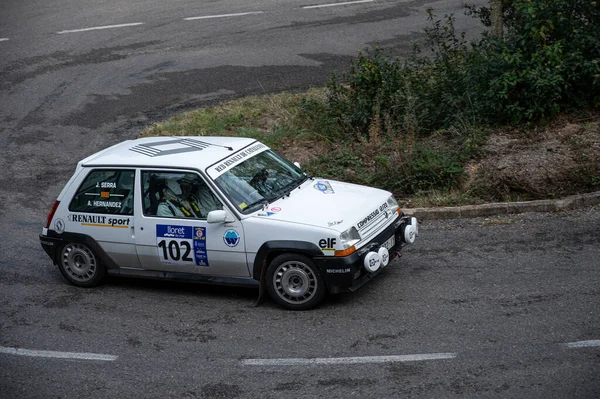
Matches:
[213,143,267,174]
[193,227,208,266]
[381,252,389,264]
[266,206,282,217]
[69,214,130,228]
[223,228,241,247]
[326,268,351,274]
[356,202,389,230]
[313,180,335,194]
[54,218,65,234]
[318,238,337,251]
[369,257,381,268]
[40,240,55,246]
[257,207,282,217]
[156,225,209,266]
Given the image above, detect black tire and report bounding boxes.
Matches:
[57,242,106,288]
[265,253,326,310]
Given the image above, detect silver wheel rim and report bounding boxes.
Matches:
[61,244,97,283]
[273,260,317,305]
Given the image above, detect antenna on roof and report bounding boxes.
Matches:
[211,144,234,151]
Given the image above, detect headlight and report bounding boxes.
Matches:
[340,226,361,249]
[386,196,400,215]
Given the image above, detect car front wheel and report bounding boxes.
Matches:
[266,253,326,310]
[57,243,106,287]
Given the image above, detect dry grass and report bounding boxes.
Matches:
[142,89,328,139]
[139,89,600,208]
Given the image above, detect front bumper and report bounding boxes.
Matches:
[313,214,417,294]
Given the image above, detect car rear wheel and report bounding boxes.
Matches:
[266,253,326,310]
[58,243,106,287]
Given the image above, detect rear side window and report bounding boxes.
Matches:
[69,169,135,215]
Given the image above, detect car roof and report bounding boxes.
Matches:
[80,136,258,171]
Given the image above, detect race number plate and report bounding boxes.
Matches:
[156,224,209,266]
[382,235,395,251]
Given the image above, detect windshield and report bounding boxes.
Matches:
[213,150,306,213]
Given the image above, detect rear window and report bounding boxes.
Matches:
[69,169,135,215]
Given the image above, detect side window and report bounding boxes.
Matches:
[69,169,135,215]
[142,171,222,219]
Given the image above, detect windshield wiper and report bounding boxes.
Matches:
[278,175,309,198]
[246,176,308,211]
[244,198,270,211]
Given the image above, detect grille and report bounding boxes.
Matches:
[357,209,395,242]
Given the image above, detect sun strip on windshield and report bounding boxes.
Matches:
[206,142,268,179]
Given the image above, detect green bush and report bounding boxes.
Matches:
[327,0,600,136]
[384,147,465,195]
[326,11,482,137]
[327,48,404,135]
[480,0,600,123]
[298,97,339,140]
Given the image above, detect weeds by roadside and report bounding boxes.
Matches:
[141,1,600,207]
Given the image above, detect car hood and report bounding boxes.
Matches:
[252,178,391,232]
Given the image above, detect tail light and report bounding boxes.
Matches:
[45,200,60,228]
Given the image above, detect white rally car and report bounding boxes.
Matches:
[40,137,418,310]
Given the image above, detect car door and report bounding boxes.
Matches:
[133,169,250,277]
[66,168,141,269]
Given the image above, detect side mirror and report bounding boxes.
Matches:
[207,210,234,224]
[293,162,301,169]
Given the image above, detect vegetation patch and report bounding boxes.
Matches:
[141,1,600,207]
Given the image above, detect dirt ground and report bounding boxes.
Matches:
[470,118,600,201]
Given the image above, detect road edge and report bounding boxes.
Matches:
[403,191,600,220]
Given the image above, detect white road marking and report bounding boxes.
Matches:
[0,38,9,42]
[241,352,457,366]
[184,11,264,21]
[565,340,600,349]
[303,0,374,9]
[57,22,145,35]
[0,346,118,361]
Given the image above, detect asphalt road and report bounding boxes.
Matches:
[1,0,599,398]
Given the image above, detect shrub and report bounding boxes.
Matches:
[326,11,485,137]
[327,47,405,135]
[327,1,600,136]
[478,0,600,123]
[387,147,465,194]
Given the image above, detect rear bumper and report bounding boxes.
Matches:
[314,214,416,294]
[39,234,63,264]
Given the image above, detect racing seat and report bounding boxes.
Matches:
[145,175,167,216]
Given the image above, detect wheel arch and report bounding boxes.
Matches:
[51,231,118,270]
[252,240,323,281]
